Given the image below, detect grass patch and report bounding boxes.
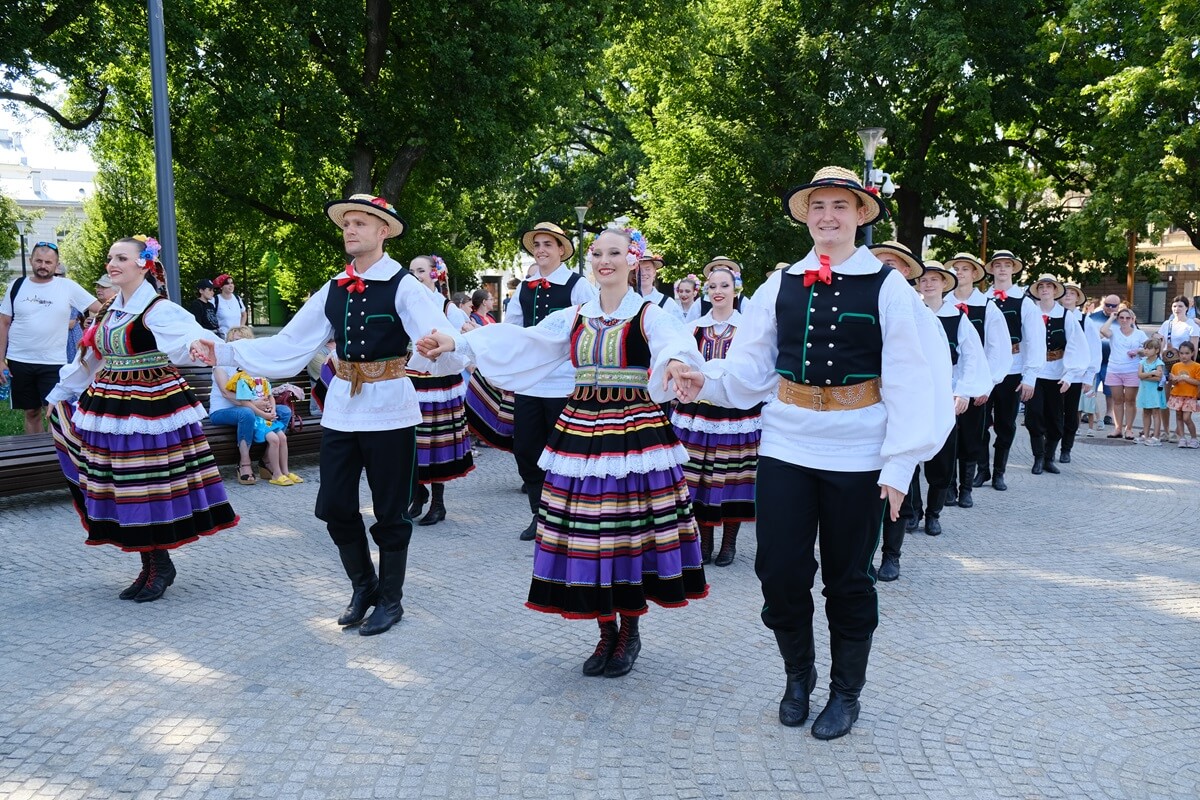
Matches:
[1,406,28,436]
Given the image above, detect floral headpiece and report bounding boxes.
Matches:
[133,235,161,267]
[429,255,447,283]
[680,273,701,289]
[626,229,647,266]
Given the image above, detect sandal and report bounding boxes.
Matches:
[268,475,294,486]
[238,461,257,485]
[286,472,305,484]
[1105,432,1123,439]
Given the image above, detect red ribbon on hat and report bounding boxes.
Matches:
[956,303,969,314]
[527,278,551,290]
[804,255,833,288]
[336,265,366,294]
[369,196,390,209]
[994,290,1008,302]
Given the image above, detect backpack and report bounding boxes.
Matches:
[5,276,25,319]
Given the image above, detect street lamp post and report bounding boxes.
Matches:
[857,127,886,246]
[574,205,589,274]
[148,0,181,302]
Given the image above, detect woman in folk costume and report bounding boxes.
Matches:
[47,236,236,602]
[406,254,473,526]
[671,262,760,567]
[464,288,517,452]
[417,227,708,678]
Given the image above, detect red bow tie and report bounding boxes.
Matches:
[336,265,366,294]
[803,255,833,288]
[994,289,1008,302]
[1042,314,1050,325]
[956,302,969,314]
[527,278,551,290]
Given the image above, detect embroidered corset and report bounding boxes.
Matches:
[99,297,169,371]
[694,324,736,362]
[569,304,651,399]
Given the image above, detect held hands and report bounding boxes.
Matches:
[415,329,455,359]
[1017,382,1035,402]
[190,339,216,366]
[460,320,479,333]
[665,362,706,403]
[880,484,906,522]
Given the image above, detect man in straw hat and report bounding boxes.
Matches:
[637,251,683,321]
[942,253,1011,508]
[508,221,597,540]
[979,249,1046,491]
[1057,281,1103,455]
[195,193,467,637]
[1025,274,1090,472]
[673,165,952,740]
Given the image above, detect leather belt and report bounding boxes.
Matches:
[776,376,882,412]
[334,358,408,397]
[1046,348,1064,362]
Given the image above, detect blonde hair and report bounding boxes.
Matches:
[225,325,255,342]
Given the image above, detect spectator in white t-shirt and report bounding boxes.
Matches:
[212,273,248,338]
[0,243,101,434]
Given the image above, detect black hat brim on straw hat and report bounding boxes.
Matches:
[868,241,923,280]
[520,222,575,262]
[325,194,406,238]
[984,249,1025,276]
[945,253,986,284]
[921,262,959,291]
[784,166,888,227]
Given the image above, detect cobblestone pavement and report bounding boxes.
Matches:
[2,429,1198,799]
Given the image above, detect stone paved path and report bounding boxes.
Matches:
[2,430,1198,799]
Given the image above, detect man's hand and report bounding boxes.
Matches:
[973,393,989,406]
[1017,381,1035,402]
[0,358,8,385]
[190,339,216,365]
[1058,379,1071,394]
[880,484,906,521]
[954,396,969,415]
[416,330,455,358]
[667,365,706,403]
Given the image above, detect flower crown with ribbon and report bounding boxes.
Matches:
[430,255,447,283]
[626,229,647,266]
[132,235,166,288]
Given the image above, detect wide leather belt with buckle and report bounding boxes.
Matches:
[776,376,882,412]
[1046,348,1064,362]
[335,358,408,396]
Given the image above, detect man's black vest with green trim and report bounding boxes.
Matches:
[324,268,412,362]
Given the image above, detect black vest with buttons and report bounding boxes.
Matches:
[962,302,987,344]
[939,312,961,365]
[518,272,582,327]
[774,266,888,386]
[1045,311,1066,352]
[324,268,412,362]
[993,290,1027,345]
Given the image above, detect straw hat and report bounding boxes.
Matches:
[1031,273,1065,300]
[325,194,406,238]
[1061,280,1084,302]
[869,241,923,281]
[984,249,1024,276]
[944,252,986,284]
[519,222,575,262]
[773,261,791,272]
[703,256,741,277]
[639,251,665,267]
[920,260,958,292]
[784,166,888,226]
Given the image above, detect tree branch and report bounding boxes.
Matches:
[0,87,108,131]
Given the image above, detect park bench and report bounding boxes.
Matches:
[0,366,323,499]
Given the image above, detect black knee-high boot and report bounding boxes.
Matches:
[519,485,539,541]
[582,618,619,676]
[134,551,176,603]
[811,635,872,740]
[336,539,378,626]
[408,482,429,518]
[419,482,446,526]
[360,546,408,636]
[119,552,152,600]
[714,522,739,567]
[699,525,714,565]
[957,462,975,508]
[775,626,817,726]
[604,614,642,677]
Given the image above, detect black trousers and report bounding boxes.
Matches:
[1061,382,1083,450]
[903,430,955,521]
[512,394,569,492]
[955,402,987,466]
[755,456,884,641]
[316,427,417,552]
[1025,377,1065,453]
[984,373,1022,457]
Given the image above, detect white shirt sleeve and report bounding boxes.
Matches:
[457,306,577,394]
[504,285,526,327]
[642,303,705,403]
[1060,312,1090,385]
[697,279,781,409]
[218,284,337,379]
[983,302,1013,385]
[144,297,223,364]
[66,280,98,312]
[1020,298,1047,385]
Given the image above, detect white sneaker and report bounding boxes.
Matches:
[1148,437,1161,446]
[1178,437,1190,448]
[1086,429,1096,438]
[1136,435,1148,444]
[1189,439,1200,449]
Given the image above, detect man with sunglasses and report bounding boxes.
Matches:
[1087,294,1120,430]
[0,242,102,434]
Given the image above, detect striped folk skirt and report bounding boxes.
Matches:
[408,370,474,484]
[671,401,762,526]
[49,366,238,552]
[527,387,708,620]
[464,371,515,452]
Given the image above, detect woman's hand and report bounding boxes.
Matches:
[190,339,216,365]
[1058,379,1070,394]
[416,330,456,358]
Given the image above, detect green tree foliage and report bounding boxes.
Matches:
[0,191,24,263]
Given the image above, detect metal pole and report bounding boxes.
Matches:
[148,0,181,303]
[863,156,875,246]
[19,232,27,277]
[1126,230,1136,307]
[577,221,585,273]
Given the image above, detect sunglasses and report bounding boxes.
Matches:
[34,241,59,251]
[1103,303,1119,308]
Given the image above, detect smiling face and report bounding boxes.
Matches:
[706,270,735,312]
[1116,309,1135,331]
[676,280,696,305]
[917,272,947,299]
[105,240,149,292]
[950,261,977,288]
[530,233,567,274]
[409,256,434,289]
[806,187,867,252]
[591,230,634,290]
[340,210,389,262]
[637,260,659,293]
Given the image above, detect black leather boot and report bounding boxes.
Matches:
[992,449,1009,491]
[519,485,539,541]
[360,546,407,636]
[957,462,975,508]
[408,483,429,518]
[604,615,642,677]
[774,627,817,726]
[924,486,944,536]
[582,619,619,676]
[944,475,958,507]
[335,540,378,626]
[1042,439,1061,473]
[714,523,739,567]
[1030,434,1045,474]
[973,459,990,487]
[699,526,714,565]
[419,482,446,526]
[877,517,904,582]
[119,552,152,600]
[811,635,872,740]
[134,550,176,603]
